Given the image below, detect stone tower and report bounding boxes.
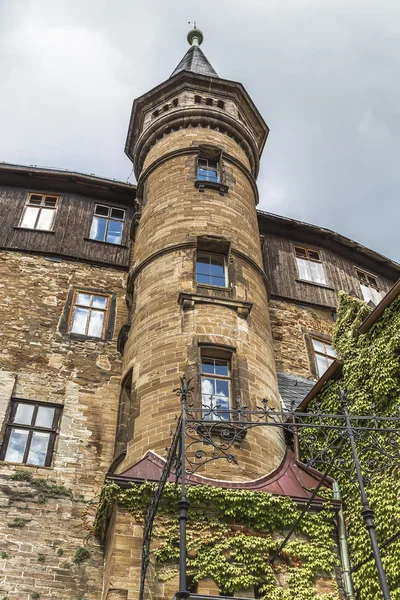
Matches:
[117,28,285,482]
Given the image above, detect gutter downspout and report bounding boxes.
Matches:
[332,481,356,599]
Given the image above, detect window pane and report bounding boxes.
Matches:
[36,208,55,230]
[44,196,58,207]
[216,379,229,398]
[5,428,29,463]
[14,403,35,425]
[325,344,336,358]
[309,261,327,285]
[106,220,123,244]
[110,208,125,220]
[296,257,311,281]
[197,273,211,285]
[371,288,382,305]
[87,310,104,337]
[312,339,325,353]
[316,354,328,378]
[92,295,107,309]
[211,276,226,287]
[196,255,211,276]
[201,376,216,396]
[27,431,50,466]
[201,359,215,375]
[29,194,43,205]
[210,257,225,277]
[295,247,307,258]
[21,206,39,228]
[76,293,92,307]
[71,307,89,334]
[360,284,372,303]
[95,205,109,216]
[36,406,55,428]
[90,216,107,241]
[308,250,321,261]
[215,360,229,376]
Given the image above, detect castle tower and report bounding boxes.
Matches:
[116,28,285,482]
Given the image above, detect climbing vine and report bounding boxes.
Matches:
[94,481,340,599]
[301,291,400,600]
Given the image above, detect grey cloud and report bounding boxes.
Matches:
[0,0,399,261]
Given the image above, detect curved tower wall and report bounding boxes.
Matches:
[120,77,286,481]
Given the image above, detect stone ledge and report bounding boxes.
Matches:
[178,292,252,318]
[194,179,229,196]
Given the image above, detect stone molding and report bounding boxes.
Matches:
[178,291,253,318]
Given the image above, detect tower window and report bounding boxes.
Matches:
[311,338,336,378]
[201,357,231,421]
[69,291,110,338]
[294,246,327,285]
[196,252,226,287]
[89,204,125,245]
[355,268,383,305]
[1,399,61,467]
[172,98,179,107]
[19,193,59,231]
[216,100,225,109]
[194,95,202,104]
[205,97,213,106]
[197,157,219,183]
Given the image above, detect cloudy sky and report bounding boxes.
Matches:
[1,0,399,261]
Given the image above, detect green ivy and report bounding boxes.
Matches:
[301,291,400,600]
[94,481,339,599]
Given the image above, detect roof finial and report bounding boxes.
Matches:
[187,22,204,47]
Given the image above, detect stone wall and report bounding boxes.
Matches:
[0,250,128,599]
[269,298,335,379]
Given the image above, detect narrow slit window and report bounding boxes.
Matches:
[1,400,61,467]
[201,357,231,421]
[197,157,219,183]
[70,291,109,338]
[20,193,59,231]
[196,252,226,287]
[294,246,327,285]
[355,268,383,305]
[311,338,336,378]
[89,204,125,245]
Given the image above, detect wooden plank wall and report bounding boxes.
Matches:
[261,231,396,308]
[0,185,134,268]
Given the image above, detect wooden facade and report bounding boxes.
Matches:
[0,168,135,269]
[258,214,399,308]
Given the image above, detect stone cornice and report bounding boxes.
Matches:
[178,291,253,319]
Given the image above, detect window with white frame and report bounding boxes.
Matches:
[355,268,383,305]
[69,291,110,338]
[197,157,219,183]
[89,205,125,245]
[196,252,227,287]
[201,357,231,421]
[311,338,336,378]
[20,193,59,231]
[294,246,327,285]
[1,399,61,467]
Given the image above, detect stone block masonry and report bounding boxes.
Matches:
[0,250,128,599]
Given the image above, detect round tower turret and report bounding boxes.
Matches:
[119,33,285,481]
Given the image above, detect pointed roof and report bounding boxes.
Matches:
[170,44,218,78]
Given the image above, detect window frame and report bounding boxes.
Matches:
[196,251,228,288]
[89,204,126,245]
[197,157,220,183]
[200,354,232,421]
[68,290,110,339]
[19,192,60,231]
[354,267,383,305]
[0,399,62,468]
[310,337,337,379]
[293,245,328,286]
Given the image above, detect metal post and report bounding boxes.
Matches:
[176,379,190,600]
[340,391,391,599]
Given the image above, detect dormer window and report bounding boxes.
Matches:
[294,246,328,285]
[197,158,219,183]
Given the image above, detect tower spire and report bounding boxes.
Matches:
[170,25,218,78]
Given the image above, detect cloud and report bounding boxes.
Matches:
[0,0,399,261]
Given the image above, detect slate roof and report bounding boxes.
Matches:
[170,45,218,78]
[277,372,315,411]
